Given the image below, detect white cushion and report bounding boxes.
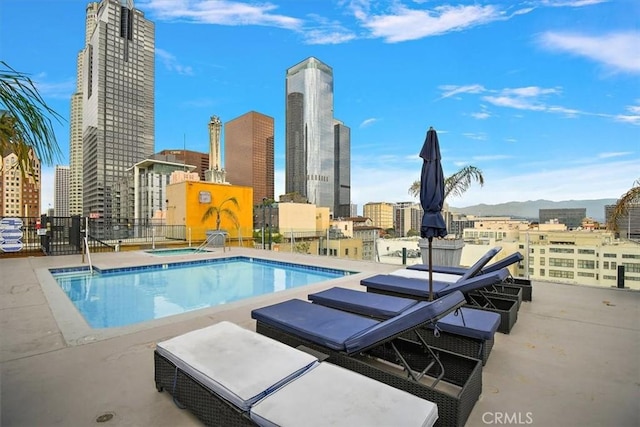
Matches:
[156,321,318,411]
[250,362,438,427]
[391,268,460,283]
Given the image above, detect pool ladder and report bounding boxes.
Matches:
[84,236,94,274]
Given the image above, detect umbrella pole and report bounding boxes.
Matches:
[428,236,433,301]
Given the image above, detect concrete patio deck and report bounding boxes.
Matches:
[1,248,638,426]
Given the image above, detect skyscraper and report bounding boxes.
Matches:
[54,165,70,217]
[79,0,154,221]
[225,111,274,206]
[334,119,351,217]
[285,57,335,210]
[69,2,99,216]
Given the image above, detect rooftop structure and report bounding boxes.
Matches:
[1,249,637,426]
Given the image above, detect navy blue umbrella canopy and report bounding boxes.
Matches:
[420,127,447,239]
[419,127,447,300]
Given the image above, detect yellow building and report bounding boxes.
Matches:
[165,181,253,245]
[363,202,394,230]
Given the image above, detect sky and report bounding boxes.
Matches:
[1,0,639,215]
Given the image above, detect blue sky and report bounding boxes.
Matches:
[2,0,639,215]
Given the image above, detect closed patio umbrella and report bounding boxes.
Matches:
[419,127,447,301]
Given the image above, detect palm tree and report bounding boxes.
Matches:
[607,178,640,237]
[1,61,63,175]
[408,165,485,200]
[201,196,240,230]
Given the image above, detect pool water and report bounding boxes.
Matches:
[51,257,352,328]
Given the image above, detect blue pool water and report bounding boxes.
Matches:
[51,256,353,328]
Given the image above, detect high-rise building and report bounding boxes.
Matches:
[225,111,274,206]
[69,2,99,216]
[79,0,155,221]
[394,202,422,237]
[54,165,70,217]
[285,57,336,211]
[0,148,40,218]
[334,119,351,217]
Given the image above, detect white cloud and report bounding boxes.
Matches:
[156,49,194,75]
[538,31,640,74]
[540,0,609,7]
[471,111,490,120]
[357,4,504,43]
[139,0,302,29]
[360,118,379,128]
[438,84,486,99]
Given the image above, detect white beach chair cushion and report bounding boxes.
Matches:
[391,268,460,283]
[155,321,318,411]
[250,362,438,427]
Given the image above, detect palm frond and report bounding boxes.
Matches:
[445,166,484,199]
[0,61,64,175]
[607,178,640,233]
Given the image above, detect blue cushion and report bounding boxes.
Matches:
[482,252,524,274]
[344,291,466,353]
[433,307,501,340]
[309,287,418,318]
[407,264,468,274]
[251,299,378,351]
[458,247,502,281]
[252,292,466,355]
[309,288,500,341]
[362,268,509,298]
[361,274,451,298]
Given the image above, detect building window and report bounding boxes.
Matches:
[622,262,640,273]
[549,258,574,267]
[577,272,595,278]
[577,260,595,269]
[550,247,575,254]
[578,249,595,255]
[549,270,574,279]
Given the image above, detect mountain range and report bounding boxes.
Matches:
[449,199,618,222]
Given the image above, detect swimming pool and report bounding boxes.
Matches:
[51,256,353,328]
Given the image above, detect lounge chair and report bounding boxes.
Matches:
[155,321,440,426]
[361,268,519,333]
[408,246,502,281]
[308,287,501,365]
[251,291,483,427]
[390,268,523,309]
[409,251,533,301]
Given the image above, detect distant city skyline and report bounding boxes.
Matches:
[1,0,638,214]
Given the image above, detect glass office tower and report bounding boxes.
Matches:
[285,57,335,210]
[81,0,155,221]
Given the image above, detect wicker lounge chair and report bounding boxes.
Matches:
[408,246,502,281]
[361,268,519,333]
[408,251,533,301]
[251,291,482,427]
[308,287,500,365]
[155,321,440,426]
[390,268,524,309]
